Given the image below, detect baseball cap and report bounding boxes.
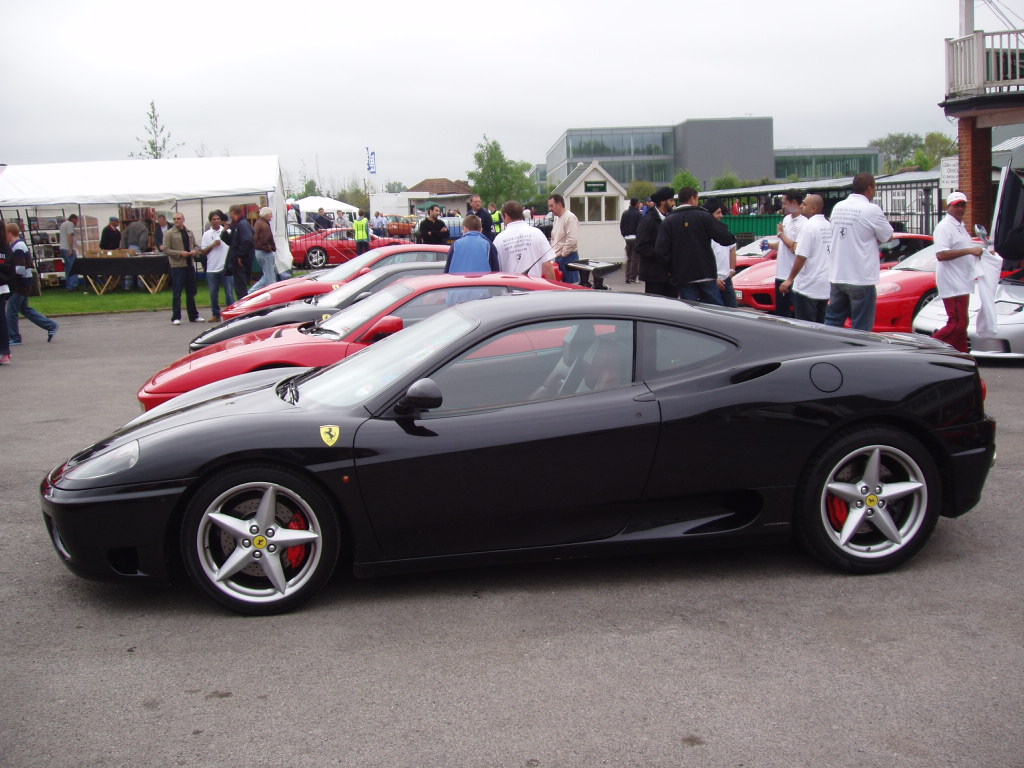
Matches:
[947,192,968,206]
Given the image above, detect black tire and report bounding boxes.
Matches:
[914,289,938,317]
[795,426,941,573]
[180,465,340,615]
[305,247,329,269]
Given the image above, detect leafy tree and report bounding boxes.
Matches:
[627,179,657,201]
[712,169,743,190]
[922,131,958,167]
[385,180,408,193]
[671,169,702,193]
[869,132,923,174]
[130,100,183,159]
[467,135,536,206]
[301,178,322,198]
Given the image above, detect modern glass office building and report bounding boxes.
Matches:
[774,148,882,179]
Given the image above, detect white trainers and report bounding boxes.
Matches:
[172,319,181,325]
[192,317,207,323]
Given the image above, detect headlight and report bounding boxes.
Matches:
[63,441,140,481]
[877,282,903,296]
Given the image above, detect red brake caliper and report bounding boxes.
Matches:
[826,494,849,530]
[285,511,309,569]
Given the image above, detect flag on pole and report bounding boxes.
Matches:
[366,148,377,175]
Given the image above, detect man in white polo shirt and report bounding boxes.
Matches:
[824,173,894,331]
[932,191,984,353]
[774,190,805,317]
[494,201,557,279]
[780,194,832,323]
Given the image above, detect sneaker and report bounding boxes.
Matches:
[47,323,60,343]
[0,353,10,365]
[172,319,181,325]
[191,317,207,323]
[211,315,221,322]
[9,340,21,346]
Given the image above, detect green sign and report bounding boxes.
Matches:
[584,181,607,193]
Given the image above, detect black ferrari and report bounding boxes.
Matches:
[41,291,996,614]
[188,261,445,352]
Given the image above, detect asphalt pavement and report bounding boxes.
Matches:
[2,284,1023,768]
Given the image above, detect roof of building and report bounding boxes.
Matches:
[407,178,474,195]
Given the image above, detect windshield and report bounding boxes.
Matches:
[892,243,940,272]
[318,283,414,337]
[297,309,476,408]
[316,268,388,309]
[314,246,394,283]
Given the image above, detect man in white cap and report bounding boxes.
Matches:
[824,173,894,331]
[932,191,984,353]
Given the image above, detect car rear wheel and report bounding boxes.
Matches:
[305,247,329,269]
[796,426,940,573]
[180,465,340,615]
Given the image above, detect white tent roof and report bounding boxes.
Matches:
[0,156,284,206]
[294,195,359,214]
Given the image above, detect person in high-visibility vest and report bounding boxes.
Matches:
[488,202,502,235]
[353,210,371,255]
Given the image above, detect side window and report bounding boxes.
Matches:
[427,319,634,414]
[641,323,735,378]
[390,286,509,327]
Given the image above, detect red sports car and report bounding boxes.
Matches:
[222,244,450,319]
[289,228,406,268]
[139,273,572,410]
[734,242,951,333]
[733,233,935,317]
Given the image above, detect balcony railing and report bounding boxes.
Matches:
[946,29,1024,98]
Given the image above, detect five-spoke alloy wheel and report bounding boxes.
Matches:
[797,426,941,573]
[305,247,329,269]
[181,466,340,614]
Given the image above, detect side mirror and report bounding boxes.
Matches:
[357,267,372,277]
[352,291,373,304]
[362,314,404,343]
[393,378,442,416]
[975,224,991,245]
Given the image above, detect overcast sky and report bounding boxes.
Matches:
[2,0,1017,193]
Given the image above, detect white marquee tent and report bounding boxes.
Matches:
[293,195,359,219]
[0,156,291,265]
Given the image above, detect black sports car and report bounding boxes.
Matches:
[41,292,996,615]
[188,261,445,352]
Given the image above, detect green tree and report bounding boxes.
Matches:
[385,180,408,193]
[922,131,958,168]
[671,169,701,193]
[130,100,183,159]
[869,132,923,174]
[712,169,743,190]
[467,135,536,206]
[627,179,656,201]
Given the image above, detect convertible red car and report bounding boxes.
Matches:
[222,244,450,320]
[289,228,406,268]
[140,273,573,410]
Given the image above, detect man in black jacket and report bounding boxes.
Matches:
[655,187,736,304]
[635,187,676,298]
[226,205,255,299]
[619,198,643,283]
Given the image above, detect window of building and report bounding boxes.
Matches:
[568,195,620,222]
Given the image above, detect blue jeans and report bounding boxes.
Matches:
[7,292,59,342]
[824,283,876,331]
[62,249,79,291]
[678,280,725,305]
[556,253,580,284]
[718,276,737,308]
[793,291,828,323]
[170,266,199,322]
[250,250,277,292]
[206,271,235,319]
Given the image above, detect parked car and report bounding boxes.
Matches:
[386,215,420,237]
[289,228,406,269]
[220,244,451,320]
[44,290,995,614]
[188,262,446,352]
[140,273,572,410]
[287,221,313,239]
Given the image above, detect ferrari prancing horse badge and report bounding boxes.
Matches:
[319,425,341,447]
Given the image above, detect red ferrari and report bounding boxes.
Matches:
[734,242,953,333]
[222,244,450,320]
[733,233,935,318]
[289,228,406,268]
[139,273,573,410]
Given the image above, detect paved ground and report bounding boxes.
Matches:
[2,285,1022,768]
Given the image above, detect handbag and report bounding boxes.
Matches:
[29,258,42,296]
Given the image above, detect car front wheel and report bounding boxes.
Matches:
[181,465,340,614]
[305,247,329,269]
[796,426,940,573]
